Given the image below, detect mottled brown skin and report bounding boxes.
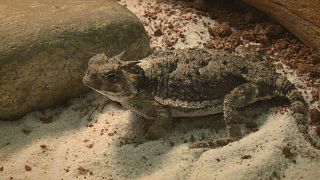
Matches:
[83,48,316,148]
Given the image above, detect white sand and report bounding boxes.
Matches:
[1,0,320,179]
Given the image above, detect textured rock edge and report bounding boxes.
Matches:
[242,0,320,50]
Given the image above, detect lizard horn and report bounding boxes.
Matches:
[121,61,139,67]
[114,51,126,60]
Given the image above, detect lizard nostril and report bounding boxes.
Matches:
[91,74,102,85]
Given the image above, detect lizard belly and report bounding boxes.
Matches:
[154,96,224,117]
[170,105,223,117]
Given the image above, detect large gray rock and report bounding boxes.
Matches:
[0,0,150,120]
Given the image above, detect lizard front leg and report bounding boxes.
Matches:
[124,97,172,140]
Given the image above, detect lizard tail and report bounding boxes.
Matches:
[274,76,316,147]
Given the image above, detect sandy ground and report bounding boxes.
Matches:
[1,0,320,179]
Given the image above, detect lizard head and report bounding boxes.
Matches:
[82,52,140,99]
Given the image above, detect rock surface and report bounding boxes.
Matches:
[0,0,150,120]
[241,0,320,50]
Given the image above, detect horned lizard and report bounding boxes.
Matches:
[82,48,316,148]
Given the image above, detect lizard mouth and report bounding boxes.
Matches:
[82,78,131,98]
[82,78,96,88]
[96,90,120,96]
[82,78,105,93]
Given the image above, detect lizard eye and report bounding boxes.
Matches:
[106,73,116,79]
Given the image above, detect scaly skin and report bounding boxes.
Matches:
[82,48,316,148]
